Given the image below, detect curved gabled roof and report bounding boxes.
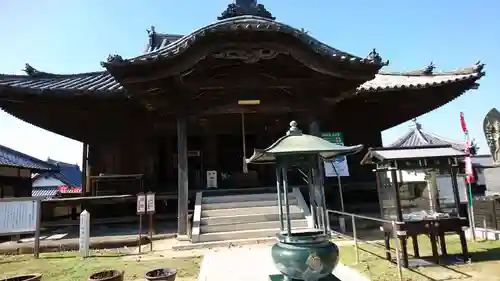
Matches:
[102,16,386,69]
[388,119,466,151]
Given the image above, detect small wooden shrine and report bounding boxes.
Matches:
[361,144,469,268]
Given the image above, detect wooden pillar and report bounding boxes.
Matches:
[82,143,88,193]
[450,166,462,215]
[390,169,403,222]
[177,117,189,238]
[390,168,408,268]
[85,145,91,195]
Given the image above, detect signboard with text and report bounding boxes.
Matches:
[136,193,146,215]
[146,192,156,214]
[0,199,39,234]
[322,132,350,177]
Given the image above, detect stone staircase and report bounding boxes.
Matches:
[191,188,312,243]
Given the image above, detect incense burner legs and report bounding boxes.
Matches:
[271,231,339,281]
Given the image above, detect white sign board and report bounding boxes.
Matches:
[0,200,39,234]
[137,193,146,214]
[206,170,218,188]
[146,193,155,213]
[79,210,90,257]
[321,132,350,177]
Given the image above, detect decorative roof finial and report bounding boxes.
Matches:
[410,118,422,130]
[368,48,381,63]
[423,61,435,75]
[287,120,302,136]
[147,25,158,50]
[218,0,275,20]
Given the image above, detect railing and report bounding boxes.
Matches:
[327,209,404,281]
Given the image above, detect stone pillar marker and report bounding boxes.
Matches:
[79,210,90,258]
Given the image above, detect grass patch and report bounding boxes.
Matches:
[0,251,201,281]
[338,236,500,281]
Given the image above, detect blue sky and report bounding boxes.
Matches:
[0,0,498,166]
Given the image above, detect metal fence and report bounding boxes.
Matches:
[327,209,404,281]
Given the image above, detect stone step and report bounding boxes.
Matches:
[202,205,302,217]
[198,227,308,243]
[200,219,308,233]
[201,212,304,226]
[202,199,298,210]
[202,193,295,204]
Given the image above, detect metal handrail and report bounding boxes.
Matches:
[327,209,403,281]
[327,209,397,224]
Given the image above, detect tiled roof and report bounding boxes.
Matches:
[0,64,123,94]
[387,120,466,151]
[32,186,59,199]
[103,16,387,67]
[358,62,484,92]
[361,145,467,164]
[0,62,483,96]
[45,159,82,187]
[0,144,56,170]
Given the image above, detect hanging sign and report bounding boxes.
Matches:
[322,132,350,177]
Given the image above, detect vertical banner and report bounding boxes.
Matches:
[321,132,350,177]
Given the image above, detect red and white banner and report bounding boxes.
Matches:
[460,112,474,183]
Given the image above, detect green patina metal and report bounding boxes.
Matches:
[246,121,363,281]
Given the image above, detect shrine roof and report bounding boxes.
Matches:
[102,16,386,68]
[360,145,467,165]
[0,62,484,96]
[357,61,484,92]
[387,119,466,151]
[0,64,123,94]
[0,143,56,171]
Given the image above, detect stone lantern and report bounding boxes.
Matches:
[246,121,363,281]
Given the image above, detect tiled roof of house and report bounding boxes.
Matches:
[33,159,82,187]
[0,144,56,171]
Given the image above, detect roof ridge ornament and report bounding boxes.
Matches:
[23,63,55,78]
[367,48,389,66]
[410,118,422,130]
[147,25,158,51]
[423,61,435,75]
[218,0,275,20]
[286,120,302,136]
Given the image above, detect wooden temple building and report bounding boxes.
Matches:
[0,1,485,237]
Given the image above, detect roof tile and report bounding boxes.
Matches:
[387,120,466,151]
[0,144,56,170]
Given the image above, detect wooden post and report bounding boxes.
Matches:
[34,199,42,259]
[390,168,408,268]
[82,143,88,193]
[390,169,403,222]
[85,145,92,194]
[177,117,189,237]
[450,166,462,216]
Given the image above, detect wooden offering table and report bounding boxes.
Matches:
[381,217,469,268]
